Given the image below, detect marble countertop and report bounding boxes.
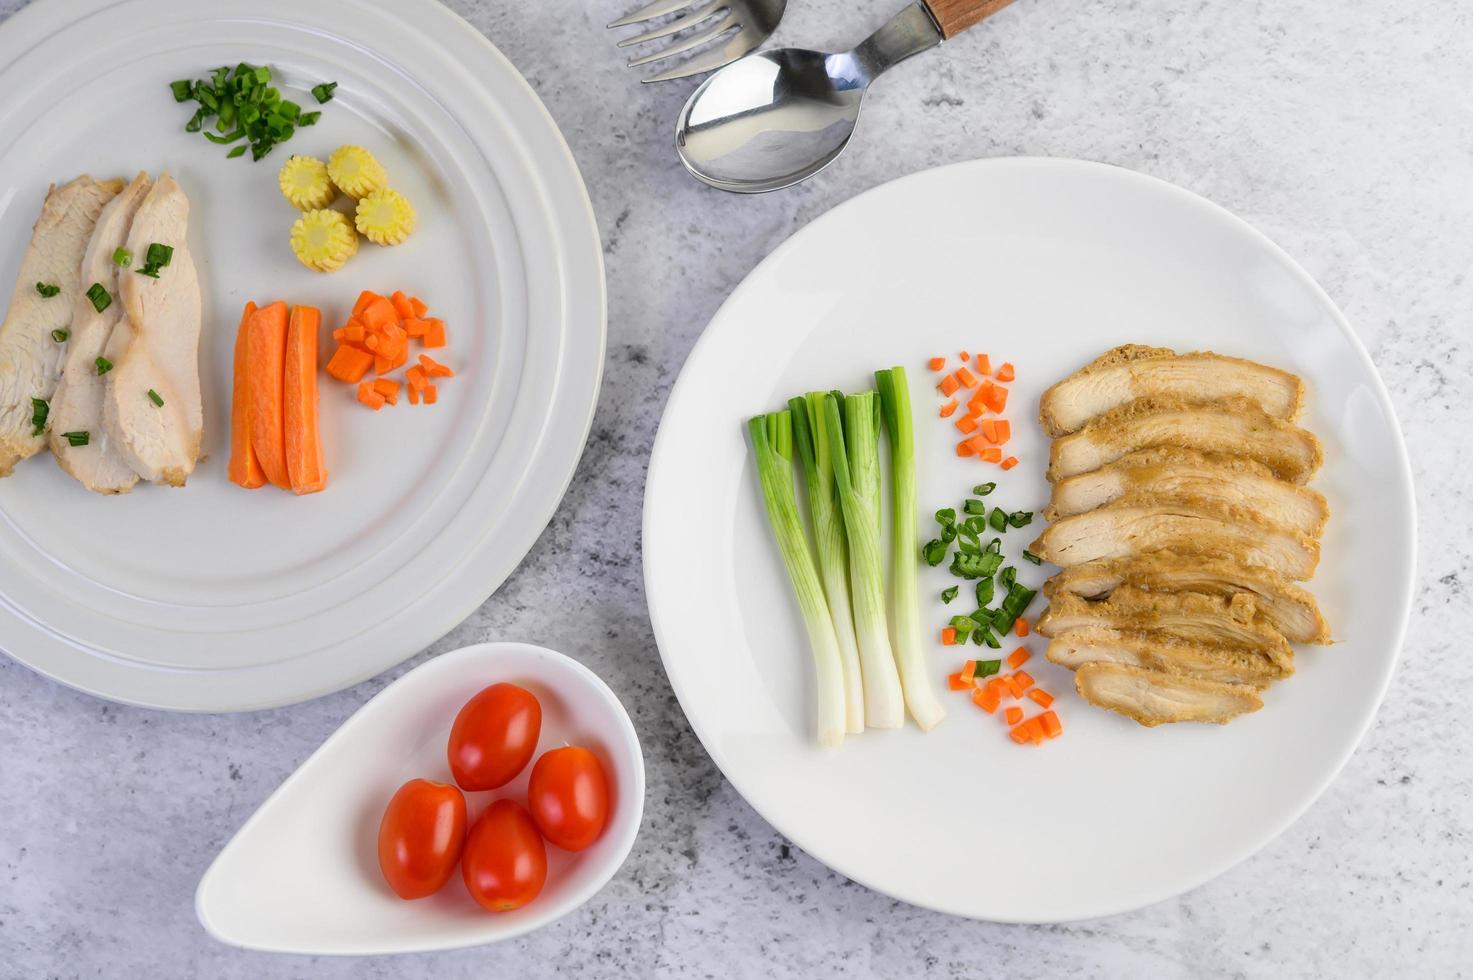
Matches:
[2,0,1469,975]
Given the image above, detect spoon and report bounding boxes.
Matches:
[675,0,1017,193]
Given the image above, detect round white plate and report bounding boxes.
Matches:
[0,0,604,710]
[644,158,1414,922]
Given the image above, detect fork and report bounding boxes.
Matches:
[608,0,787,83]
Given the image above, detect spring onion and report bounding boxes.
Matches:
[974,659,1002,679]
[95,357,113,376]
[51,329,69,343]
[975,577,994,607]
[147,389,164,407]
[973,482,996,496]
[941,585,959,603]
[61,431,89,447]
[989,507,1008,532]
[85,283,110,313]
[35,282,59,298]
[1007,510,1034,528]
[311,81,337,103]
[923,539,948,565]
[963,498,986,516]
[172,64,334,161]
[112,247,132,267]
[824,391,905,729]
[29,398,48,436]
[790,393,865,734]
[748,412,846,747]
[1022,550,1043,565]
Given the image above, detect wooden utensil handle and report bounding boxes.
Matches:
[923,0,1017,38]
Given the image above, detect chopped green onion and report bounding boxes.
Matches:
[51,329,69,343]
[975,577,994,607]
[136,265,161,279]
[980,628,1002,649]
[989,507,1008,532]
[998,565,1017,591]
[170,79,195,102]
[963,498,986,516]
[95,356,113,375]
[974,659,1002,678]
[30,397,48,435]
[971,626,987,646]
[203,126,245,145]
[985,537,1002,554]
[949,615,975,636]
[939,524,956,543]
[147,389,164,407]
[1007,510,1034,528]
[85,283,110,312]
[923,539,948,566]
[226,145,248,159]
[968,608,993,628]
[973,482,996,496]
[61,431,89,447]
[934,507,956,527]
[941,586,959,603]
[963,515,987,534]
[35,282,60,298]
[311,81,337,103]
[1022,550,1043,565]
[298,111,321,126]
[145,243,174,268]
[112,247,132,266]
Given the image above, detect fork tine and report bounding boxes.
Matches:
[607,0,701,29]
[617,0,725,48]
[640,26,759,82]
[626,14,738,68]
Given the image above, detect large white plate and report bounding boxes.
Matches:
[644,158,1414,922]
[0,0,604,710]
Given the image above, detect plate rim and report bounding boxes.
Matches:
[642,156,1416,922]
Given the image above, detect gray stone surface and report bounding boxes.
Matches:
[2,0,1470,975]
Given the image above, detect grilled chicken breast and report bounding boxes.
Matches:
[0,176,123,474]
[1039,345,1305,437]
[1045,627,1288,687]
[49,173,152,493]
[1029,496,1321,580]
[1075,663,1263,726]
[1042,554,1331,644]
[1036,588,1294,672]
[1047,396,1324,484]
[103,175,202,486]
[1045,446,1329,536]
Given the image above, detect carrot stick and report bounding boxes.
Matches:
[246,301,291,489]
[227,302,266,489]
[284,305,328,495]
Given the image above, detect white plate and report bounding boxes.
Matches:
[0,0,604,710]
[644,158,1414,922]
[196,642,645,955]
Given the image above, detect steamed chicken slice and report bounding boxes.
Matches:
[1074,663,1263,727]
[1044,627,1288,687]
[1042,553,1331,644]
[1028,495,1321,580]
[48,173,151,493]
[1039,344,1305,437]
[1047,396,1324,484]
[103,175,202,486]
[1045,446,1329,536]
[0,175,123,474]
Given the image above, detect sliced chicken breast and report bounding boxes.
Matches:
[1045,446,1329,536]
[1036,588,1294,673]
[49,173,152,493]
[1042,553,1331,644]
[0,176,123,475]
[1039,344,1305,436]
[1045,627,1288,687]
[103,175,202,486]
[1047,396,1324,484]
[1029,496,1320,580]
[1075,663,1263,727]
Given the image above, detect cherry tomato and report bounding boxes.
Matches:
[447,683,542,791]
[461,799,547,912]
[527,746,610,851]
[377,778,467,900]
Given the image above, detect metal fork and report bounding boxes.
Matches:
[608,0,787,83]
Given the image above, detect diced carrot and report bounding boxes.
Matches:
[1007,648,1030,670]
[403,317,429,339]
[1000,456,1019,471]
[227,302,266,489]
[995,361,1015,383]
[1003,674,1024,699]
[283,306,328,495]
[325,343,373,383]
[360,296,399,332]
[352,290,380,316]
[941,627,957,645]
[373,355,392,375]
[928,356,946,372]
[938,374,960,397]
[960,659,977,681]
[331,326,345,342]
[947,672,969,691]
[979,447,1003,463]
[959,350,970,362]
[1027,688,1054,708]
[418,353,455,378]
[1004,706,1024,726]
[983,383,1008,414]
[424,385,438,405]
[373,378,400,406]
[955,415,978,435]
[356,382,386,410]
[364,333,382,353]
[975,354,991,376]
[342,321,366,345]
[409,296,428,317]
[1008,721,1032,743]
[246,301,291,489]
[1014,670,1035,691]
[979,419,999,443]
[390,290,416,320]
[956,439,977,458]
[422,318,447,349]
[1039,711,1062,737]
[954,366,978,389]
[992,420,1012,443]
[973,687,1000,714]
[406,365,429,391]
[1016,618,1030,637]
[406,384,421,405]
[939,400,958,418]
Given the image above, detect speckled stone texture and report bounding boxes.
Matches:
[1,0,1470,975]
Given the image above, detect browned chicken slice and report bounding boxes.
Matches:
[1029,495,1320,580]
[1042,553,1331,644]
[1045,628,1288,687]
[1036,588,1294,672]
[1075,663,1263,726]
[1045,446,1329,536]
[1039,345,1306,437]
[1047,396,1323,484]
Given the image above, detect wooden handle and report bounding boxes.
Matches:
[923,0,1017,38]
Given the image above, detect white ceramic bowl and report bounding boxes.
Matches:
[195,642,644,954]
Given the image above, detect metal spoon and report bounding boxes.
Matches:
[675,0,1017,193]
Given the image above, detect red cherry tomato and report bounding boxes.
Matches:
[447,683,542,791]
[377,778,467,900]
[527,746,610,851]
[461,799,547,912]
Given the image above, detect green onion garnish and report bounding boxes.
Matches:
[147,243,173,268]
[973,482,996,496]
[147,389,164,407]
[30,397,48,436]
[170,79,195,102]
[298,111,321,127]
[95,356,113,375]
[989,507,1008,532]
[1007,510,1034,528]
[939,523,956,543]
[998,565,1017,591]
[85,283,110,312]
[51,329,69,343]
[934,508,956,527]
[226,145,248,159]
[1021,550,1043,565]
[922,539,948,566]
[61,431,89,447]
[174,65,331,160]
[310,81,337,103]
[974,659,1002,678]
[963,498,986,516]
[112,247,132,266]
[35,282,60,298]
[975,577,994,607]
[941,586,959,603]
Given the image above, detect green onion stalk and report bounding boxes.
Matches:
[823,392,904,729]
[876,367,946,730]
[748,412,847,748]
[790,393,866,734]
